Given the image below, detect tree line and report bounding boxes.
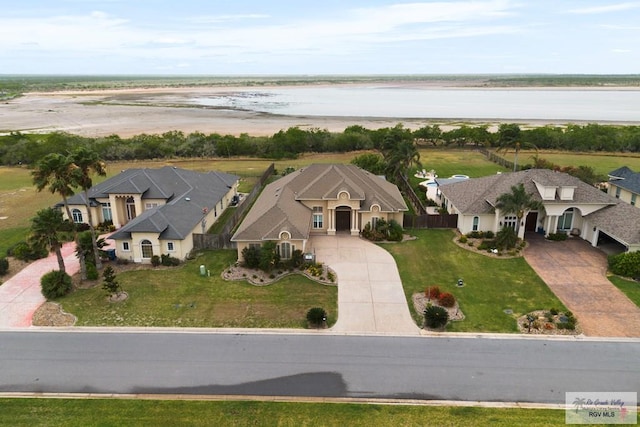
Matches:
[2,122,640,166]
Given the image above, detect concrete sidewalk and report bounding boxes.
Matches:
[0,242,79,328]
[310,235,420,335]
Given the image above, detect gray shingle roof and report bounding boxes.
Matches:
[105,167,238,240]
[608,166,640,195]
[439,169,614,214]
[586,200,640,245]
[231,164,407,242]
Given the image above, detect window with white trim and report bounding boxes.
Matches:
[122,241,130,251]
[145,202,158,210]
[312,206,323,229]
[72,209,83,223]
[167,242,175,252]
[632,194,637,206]
[472,216,479,231]
[371,217,379,229]
[279,242,291,259]
[141,239,153,259]
[615,187,621,198]
[102,202,112,222]
[557,208,574,231]
[503,215,517,229]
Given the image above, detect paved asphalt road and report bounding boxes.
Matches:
[1,331,638,404]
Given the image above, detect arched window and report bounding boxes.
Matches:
[472,216,479,231]
[141,239,153,259]
[279,242,291,259]
[72,209,83,223]
[557,208,574,231]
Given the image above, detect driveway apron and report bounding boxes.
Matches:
[310,235,420,335]
[524,236,640,337]
[0,241,79,328]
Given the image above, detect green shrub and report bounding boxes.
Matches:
[9,241,47,261]
[495,227,518,250]
[458,235,468,244]
[241,245,261,269]
[161,254,180,266]
[477,240,495,251]
[41,270,72,299]
[306,307,327,327]
[438,292,456,308]
[387,219,404,241]
[550,308,559,315]
[547,232,568,241]
[466,231,484,239]
[102,265,121,296]
[608,251,640,279]
[86,263,99,280]
[151,255,161,267]
[287,249,304,269]
[424,305,449,329]
[484,230,495,239]
[0,257,8,276]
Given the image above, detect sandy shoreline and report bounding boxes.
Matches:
[2,83,639,138]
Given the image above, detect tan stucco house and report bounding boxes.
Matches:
[438,169,640,252]
[62,166,239,262]
[608,166,640,208]
[231,164,408,260]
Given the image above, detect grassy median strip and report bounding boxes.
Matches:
[58,250,337,328]
[0,399,570,427]
[384,229,566,332]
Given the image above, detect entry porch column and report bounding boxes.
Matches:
[327,208,336,236]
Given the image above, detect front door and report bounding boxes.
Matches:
[525,211,538,232]
[335,208,351,231]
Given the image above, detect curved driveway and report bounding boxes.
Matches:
[310,235,420,335]
[524,236,640,337]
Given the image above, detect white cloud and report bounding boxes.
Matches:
[568,2,640,14]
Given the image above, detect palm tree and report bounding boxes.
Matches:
[32,153,87,280]
[30,208,67,273]
[494,183,543,237]
[70,147,106,270]
[380,125,421,180]
[495,123,537,171]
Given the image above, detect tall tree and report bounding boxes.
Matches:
[380,124,421,180]
[496,124,536,171]
[70,147,106,270]
[494,183,543,237]
[32,153,87,280]
[30,208,67,273]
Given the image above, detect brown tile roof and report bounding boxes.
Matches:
[231,164,407,242]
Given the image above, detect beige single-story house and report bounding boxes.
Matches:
[438,169,640,252]
[231,164,408,260]
[608,166,640,208]
[62,166,239,262]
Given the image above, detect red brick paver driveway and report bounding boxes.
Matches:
[524,235,640,338]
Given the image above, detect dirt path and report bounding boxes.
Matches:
[524,236,640,338]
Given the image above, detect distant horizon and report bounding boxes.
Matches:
[2,1,638,75]
[2,73,640,77]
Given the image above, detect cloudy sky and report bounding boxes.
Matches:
[1,0,638,75]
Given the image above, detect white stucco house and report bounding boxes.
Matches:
[438,169,640,252]
[231,164,408,260]
[62,166,239,262]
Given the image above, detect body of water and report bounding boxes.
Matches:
[193,86,640,122]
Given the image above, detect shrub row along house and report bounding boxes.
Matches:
[231,164,407,260]
[438,168,640,252]
[62,166,239,262]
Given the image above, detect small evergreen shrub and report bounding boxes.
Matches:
[306,307,327,327]
[608,251,640,279]
[151,255,161,267]
[10,241,47,261]
[86,262,99,280]
[547,232,568,241]
[41,270,72,299]
[425,285,441,300]
[0,257,8,276]
[466,231,484,239]
[241,245,261,269]
[102,266,121,296]
[161,254,180,266]
[550,308,559,315]
[458,235,468,244]
[484,230,495,239]
[495,227,518,250]
[438,292,456,308]
[424,305,449,329]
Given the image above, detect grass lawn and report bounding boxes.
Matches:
[417,148,508,179]
[383,229,566,332]
[58,250,337,328]
[0,399,569,427]
[608,275,640,307]
[503,150,640,176]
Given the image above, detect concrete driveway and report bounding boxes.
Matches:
[524,235,640,338]
[309,235,420,335]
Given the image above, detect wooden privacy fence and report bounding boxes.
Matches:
[395,173,427,215]
[403,213,458,229]
[477,147,518,171]
[193,163,274,250]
